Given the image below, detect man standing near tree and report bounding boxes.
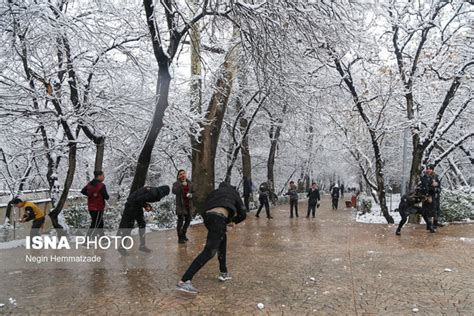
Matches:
[81,170,109,238]
[420,164,442,232]
[306,182,321,218]
[173,169,195,244]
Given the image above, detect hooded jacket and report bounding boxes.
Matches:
[127,185,170,207]
[203,182,247,224]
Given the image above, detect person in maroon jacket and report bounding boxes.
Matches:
[172,169,195,244]
[81,170,109,238]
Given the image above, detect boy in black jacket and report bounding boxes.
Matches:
[176,182,247,294]
[117,185,170,256]
[306,183,321,218]
[395,189,429,235]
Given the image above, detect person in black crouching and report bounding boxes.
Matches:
[395,188,433,235]
[117,185,170,256]
[176,182,247,294]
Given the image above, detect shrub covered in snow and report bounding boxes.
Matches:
[357,194,372,214]
[62,194,179,231]
[146,195,177,229]
[439,189,474,222]
[63,203,89,228]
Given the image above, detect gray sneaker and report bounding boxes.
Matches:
[218,272,232,282]
[176,280,199,294]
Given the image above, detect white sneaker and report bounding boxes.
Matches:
[176,280,199,294]
[218,272,232,282]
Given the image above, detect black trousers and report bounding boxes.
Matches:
[118,203,147,246]
[177,214,192,239]
[31,218,45,237]
[290,199,298,217]
[332,197,339,209]
[397,206,433,232]
[181,213,227,281]
[432,194,441,224]
[87,210,104,238]
[256,198,270,217]
[307,203,317,217]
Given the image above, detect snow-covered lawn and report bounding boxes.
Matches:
[355,193,404,224]
[354,193,473,225]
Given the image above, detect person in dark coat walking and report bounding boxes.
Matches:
[242,176,253,211]
[306,183,321,218]
[117,185,170,256]
[256,182,272,219]
[81,170,109,238]
[340,184,345,199]
[285,181,299,218]
[172,169,195,243]
[331,184,340,210]
[176,182,247,294]
[420,164,442,231]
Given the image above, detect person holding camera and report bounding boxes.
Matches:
[173,169,195,244]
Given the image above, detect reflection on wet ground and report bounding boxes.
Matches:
[0,196,473,314]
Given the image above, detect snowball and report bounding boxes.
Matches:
[444,268,452,272]
[412,308,419,312]
[257,303,265,309]
[310,277,315,281]
[0,303,4,308]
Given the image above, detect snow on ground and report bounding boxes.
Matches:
[444,237,474,244]
[355,193,404,224]
[0,239,25,249]
[354,193,473,225]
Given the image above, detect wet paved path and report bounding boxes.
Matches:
[1,196,473,315]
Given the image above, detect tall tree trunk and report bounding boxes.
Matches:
[332,55,394,223]
[266,103,287,201]
[94,136,105,172]
[240,113,252,182]
[49,142,76,234]
[190,0,202,114]
[131,0,208,194]
[189,0,203,178]
[224,93,265,183]
[130,64,171,193]
[192,42,239,211]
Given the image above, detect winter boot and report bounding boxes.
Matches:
[138,228,152,253]
[182,228,189,241]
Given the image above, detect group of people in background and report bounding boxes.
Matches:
[254,179,324,219]
[9,163,444,294]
